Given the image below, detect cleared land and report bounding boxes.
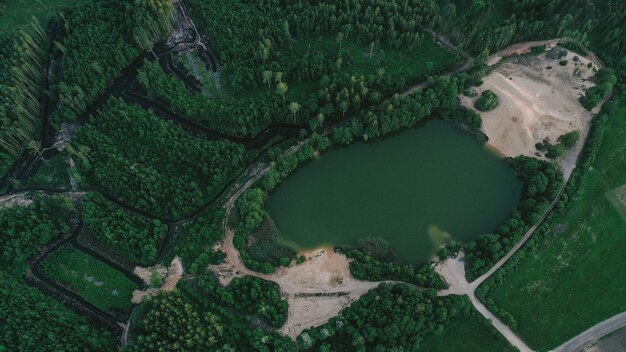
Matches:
[418,313,514,352]
[42,245,138,315]
[484,106,626,351]
[461,47,598,178]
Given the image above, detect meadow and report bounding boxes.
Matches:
[483,105,626,351]
[42,245,138,316]
[419,311,514,352]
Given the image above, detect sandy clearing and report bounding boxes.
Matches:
[132,256,183,303]
[461,47,599,179]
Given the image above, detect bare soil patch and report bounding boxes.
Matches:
[131,256,183,303]
[461,47,599,178]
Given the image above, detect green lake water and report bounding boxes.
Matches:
[266,119,523,264]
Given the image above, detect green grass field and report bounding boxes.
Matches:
[419,312,513,351]
[485,105,626,351]
[22,154,70,190]
[42,245,137,316]
[0,0,88,33]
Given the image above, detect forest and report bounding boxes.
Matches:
[73,98,245,221]
[50,0,173,125]
[83,192,168,265]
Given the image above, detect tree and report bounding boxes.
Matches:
[336,32,344,56]
[288,101,301,122]
[276,82,288,105]
[262,70,273,90]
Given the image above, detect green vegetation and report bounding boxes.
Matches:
[337,242,446,288]
[198,274,288,328]
[169,206,226,271]
[465,156,563,279]
[74,98,245,220]
[418,312,514,352]
[0,152,11,177]
[21,154,71,190]
[474,90,500,111]
[42,245,138,316]
[580,68,617,110]
[129,282,295,352]
[0,196,115,351]
[535,130,581,159]
[234,188,296,273]
[51,0,173,125]
[248,215,296,268]
[0,270,115,351]
[0,195,73,264]
[477,105,626,350]
[128,290,225,352]
[138,60,282,136]
[0,21,47,157]
[0,0,87,34]
[83,192,168,265]
[298,284,472,350]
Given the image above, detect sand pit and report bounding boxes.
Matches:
[461,47,601,178]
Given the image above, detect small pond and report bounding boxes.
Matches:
[266,119,523,264]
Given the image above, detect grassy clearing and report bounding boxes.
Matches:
[21,154,70,190]
[42,245,137,316]
[298,35,459,82]
[0,0,88,34]
[175,51,220,96]
[485,106,626,351]
[419,312,514,352]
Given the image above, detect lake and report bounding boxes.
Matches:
[265,119,523,264]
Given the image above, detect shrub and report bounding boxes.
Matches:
[474,90,499,111]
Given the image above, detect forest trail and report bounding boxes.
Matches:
[552,312,626,352]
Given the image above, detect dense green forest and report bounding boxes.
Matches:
[83,192,168,265]
[73,98,245,220]
[0,195,73,263]
[298,284,471,350]
[51,0,173,125]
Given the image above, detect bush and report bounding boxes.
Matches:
[474,90,499,111]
